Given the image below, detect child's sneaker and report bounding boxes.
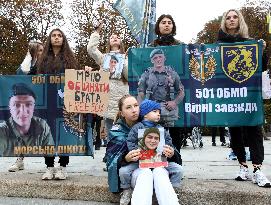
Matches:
[252,169,271,187]
[8,157,24,172]
[42,167,54,180]
[54,166,68,180]
[235,165,250,181]
[120,188,132,205]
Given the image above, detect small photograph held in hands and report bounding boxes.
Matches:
[138,127,168,168]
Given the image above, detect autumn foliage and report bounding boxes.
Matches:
[0,0,270,74]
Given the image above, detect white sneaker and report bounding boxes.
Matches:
[120,188,132,205]
[8,157,24,172]
[42,167,54,180]
[235,165,250,181]
[54,166,68,180]
[252,170,271,187]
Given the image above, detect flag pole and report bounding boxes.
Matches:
[267,10,270,35]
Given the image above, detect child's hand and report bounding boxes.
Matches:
[125,149,141,162]
[163,145,174,158]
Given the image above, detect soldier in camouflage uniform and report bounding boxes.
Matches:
[137,48,184,127]
[0,83,54,157]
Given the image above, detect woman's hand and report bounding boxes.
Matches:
[84,66,93,72]
[258,39,266,52]
[163,145,174,158]
[95,20,103,34]
[125,149,141,162]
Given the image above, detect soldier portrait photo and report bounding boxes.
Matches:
[137,48,185,127]
[102,53,125,80]
[0,83,54,156]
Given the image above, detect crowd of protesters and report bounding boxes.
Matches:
[2,8,271,205]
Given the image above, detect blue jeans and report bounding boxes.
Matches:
[103,118,114,146]
[119,162,183,189]
[166,162,183,188]
[119,163,139,189]
[105,118,114,135]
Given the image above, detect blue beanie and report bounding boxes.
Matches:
[139,99,161,117]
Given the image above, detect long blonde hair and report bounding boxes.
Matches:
[220,9,249,38]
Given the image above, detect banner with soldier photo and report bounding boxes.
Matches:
[0,74,94,157]
[128,41,264,127]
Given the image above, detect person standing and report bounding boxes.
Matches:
[218,9,270,187]
[9,40,44,172]
[211,127,226,146]
[91,114,103,150]
[143,14,185,152]
[17,40,44,75]
[87,21,129,138]
[87,22,129,171]
[37,28,79,180]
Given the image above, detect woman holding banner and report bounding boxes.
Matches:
[149,14,182,47]
[218,9,270,188]
[37,28,79,180]
[8,40,44,172]
[17,40,44,75]
[146,14,185,153]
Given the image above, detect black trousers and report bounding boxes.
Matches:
[168,127,182,152]
[211,127,225,143]
[230,126,264,165]
[44,156,69,167]
[91,115,102,148]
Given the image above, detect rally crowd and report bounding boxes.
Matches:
[2,9,271,205]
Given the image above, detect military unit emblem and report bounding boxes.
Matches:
[189,53,217,85]
[221,44,258,83]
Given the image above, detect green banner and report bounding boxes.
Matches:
[128,41,264,127]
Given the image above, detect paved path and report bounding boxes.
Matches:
[3,137,270,180]
[1,137,271,205]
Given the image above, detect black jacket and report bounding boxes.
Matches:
[217,29,268,70]
[149,34,183,47]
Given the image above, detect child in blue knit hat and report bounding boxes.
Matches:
[118,99,182,205]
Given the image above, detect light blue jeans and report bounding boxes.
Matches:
[104,118,114,145]
[105,118,114,134]
[119,162,183,189]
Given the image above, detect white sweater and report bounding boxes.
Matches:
[87,32,129,120]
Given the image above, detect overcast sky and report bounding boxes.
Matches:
[156,0,243,43]
[61,0,243,45]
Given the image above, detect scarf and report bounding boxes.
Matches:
[151,34,181,46]
[217,29,248,43]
